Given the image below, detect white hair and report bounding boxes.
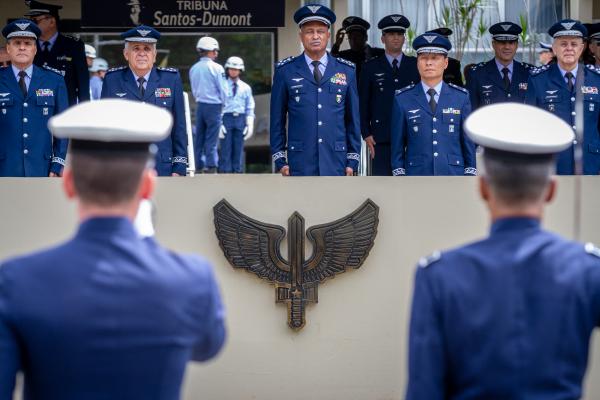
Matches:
[124,41,157,51]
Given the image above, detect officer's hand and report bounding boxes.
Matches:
[243,116,255,141]
[219,125,227,139]
[49,172,60,178]
[365,136,376,159]
[334,29,345,46]
[345,167,354,176]
[280,166,290,176]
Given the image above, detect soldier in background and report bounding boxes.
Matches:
[331,16,384,80]
[0,46,10,68]
[84,43,96,68]
[25,0,89,106]
[537,42,554,65]
[586,23,600,67]
[427,27,464,87]
[89,57,108,100]
[359,14,419,175]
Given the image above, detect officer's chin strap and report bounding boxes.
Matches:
[573,63,584,241]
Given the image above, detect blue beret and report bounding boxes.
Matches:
[2,19,41,40]
[377,14,410,33]
[293,4,336,27]
[24,0,62,18]
[548,19,587,38]
[342,16,369,32]
[489,21,522,41]
[412,32,451,55]
[121,25,161,43]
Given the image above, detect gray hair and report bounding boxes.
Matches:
[124,41,157,51]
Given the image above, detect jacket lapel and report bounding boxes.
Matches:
[293,55,317,86]
[436,83,453,117]
[549,63,569,91]
[26,65,44,101]
[1,67,24,100]
[319,53,337,87]
[125,67,143,100]
[143,67,159,101]
[484,60,506,92]
[413,83,433,116]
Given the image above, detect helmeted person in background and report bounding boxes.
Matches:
[0,99,226,399]
[0,46,10,68]
[331,16,384,80]
[427,27,464,87]
[189,36,229,174]
[586,23,600,67]
[390,33,476,176]
[0,19,68,177]
[219,56,255,173]
[359,14,419,176]
[25,0,89,106]
[406,103,600,400]
[466,22,532,110]
[270,4,361,176]
[538,42,555,65]
[84,43,95,68]
[526,19,600,175]
[101,25,188,177]
[89,57,107,100]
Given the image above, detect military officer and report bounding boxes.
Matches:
[538,42,554,65]
[25,0,89,106]
[466,22,532,110]
[390,33,476,176]
[586,23,600,67]
[427,27,464,87]
[525,19,600,175]
[359,14,419,176]
[270,4,361,176]
[101,25,188,177]
[0,19,68,177]
[331,16,384,80]
[0,99,226,399]
[407,103,600,399]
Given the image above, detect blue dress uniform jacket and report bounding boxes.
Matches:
[406,217,600,400]
[270,53,362,176]
[466,59,532,110]
[101,66,188,176]
[0,65,68,176]
[390,83,476,176]
[34,33,90,106]
[525,63,600,175]
[0,217,226,400]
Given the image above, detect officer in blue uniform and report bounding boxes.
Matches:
[25,0,89,106]
[426,28,464,87]
[538,41,554,65]
[101,26,188,176]
[0,19,68,177]
[270,4,361,176]
[406,102,600,399]
[0,99,226,399]
[466,22,532,110]
[390,33,476,176]
[359,14,419,176]
[525,19,600,175]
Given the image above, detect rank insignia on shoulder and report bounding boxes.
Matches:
[418,250,441,268]
[530,64,549,75]
[276,56,294,68]
[158,67,178,73]
[43,66,64,76]
[107,66,127,73]
[336,57,355,68]
[586,64,600,74]
[63,33,80,41]
[448,83,468,93]
[395,84,414,95]
[585,243,600,258]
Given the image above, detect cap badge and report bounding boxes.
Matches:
[137,29,151,37]
[16,22,30,31]
[346,17,354,23]
[561,22,576,30]
[307,5,321,14]
[391,16,401,23]
[423,35,437,44]
[501,24,512,31]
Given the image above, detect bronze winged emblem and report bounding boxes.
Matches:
[213,199,379,330]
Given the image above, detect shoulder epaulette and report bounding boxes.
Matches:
[470,62,485,71]
[157,66,178,73]
[418,250,442,268]
[585,243,600,258]
[395,83,414,96]
[62,33,80,41]
[276,56,295,68]
[530,64,550,76]
[448,82,468,93]
[521,62,535,70]
[585,64,600,75]
[336,57,355,68]
[43,65,64,76]
[106,66,127,74]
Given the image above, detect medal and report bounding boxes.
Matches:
[449,125,455,133]
[43,107,48,116]
[295,96,300,103]
[336,94,342,104]
[590,103,595,112]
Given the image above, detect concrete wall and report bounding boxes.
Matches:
[1,176,600,399]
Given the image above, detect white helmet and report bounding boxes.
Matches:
[196,36,219,51]
[225,56,245,71]
[84,44,96,58]
[89,57,108,72]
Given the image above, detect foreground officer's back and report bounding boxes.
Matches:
[0,100,225,399]
[406,103,600,399]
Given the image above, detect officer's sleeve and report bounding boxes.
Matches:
[405,266,447,400]
[74,40,90,103]
[100,74,112,99]
[188,65,199,101]
[51,77,69,175]
[0,266,21,398]
[345,68,361,172]
[171,72,188,176]
[464,68,479,110]
[460,97,477,175]
[358,63,372,139]
[524,76,538,106]
[245,86,256,118]
[191,265,226,362]
[269,67,288,172]
[390,96,407,176]
[216,65,230,105]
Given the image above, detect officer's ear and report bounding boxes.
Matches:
[138,168,156,200]
[544,178,556,204]
[479,176,490,202]
[443,56,449,70]
[62,167,77,200]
